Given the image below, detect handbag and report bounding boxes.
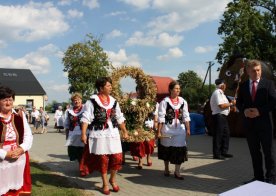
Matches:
[45,114,50,121]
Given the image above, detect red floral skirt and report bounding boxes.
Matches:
[3,152,32,196]
[130,139,155,158]
[79,144,122,176]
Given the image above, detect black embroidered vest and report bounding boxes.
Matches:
[68,111,83,131]
[165,102,185,125]
[89,99,118,130]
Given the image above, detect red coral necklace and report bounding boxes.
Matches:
[0,113,13,124]
[170,97,179,106]
[98,94,110,106]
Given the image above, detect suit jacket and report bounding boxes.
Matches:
[236,78,276,131]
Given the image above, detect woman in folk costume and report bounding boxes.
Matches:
[130,102,159,169]
[54,106,64,132]
[157,81,190,180]
[0,86,33,196]
[64,93,85,165]
[80,77,128,195]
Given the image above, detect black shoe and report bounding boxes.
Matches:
[164,171,170,177]
[174,172,184,180]
[136,166,143,170]
[265,178,276,185]
[222,153,233,158]
[213,155,225,160]
[243,178,257,184]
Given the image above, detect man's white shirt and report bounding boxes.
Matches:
[210,89,230,116]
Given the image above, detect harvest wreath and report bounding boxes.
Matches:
[110,66,157,142]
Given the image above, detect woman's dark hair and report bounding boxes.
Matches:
[95,77,112,92]
[0,86,15,100]
[168,80,180,94]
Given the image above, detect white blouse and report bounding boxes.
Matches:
[81,95,125,154]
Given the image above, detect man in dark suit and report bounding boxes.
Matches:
[236,59,276,184]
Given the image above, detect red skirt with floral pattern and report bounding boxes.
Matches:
[130,139,155,158]
[79,144,122,176]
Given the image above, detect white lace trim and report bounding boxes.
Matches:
[0,183,23,195]
[90,94,116,109]
[67,106,85,116]
[164,96,185,109]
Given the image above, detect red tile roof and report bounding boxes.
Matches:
[150,76,174,102]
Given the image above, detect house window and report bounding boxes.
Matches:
[26,100,33,108]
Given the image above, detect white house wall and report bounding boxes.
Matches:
[14,95,45,109]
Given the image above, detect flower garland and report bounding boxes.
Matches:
[111,66,157,142]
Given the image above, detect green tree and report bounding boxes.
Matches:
[178,70,202,89]
[45,100,58,112]
[63,34,111,99]
[177,70,215,111]
[216,0,276,67]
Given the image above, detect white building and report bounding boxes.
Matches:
[0,68,47,110]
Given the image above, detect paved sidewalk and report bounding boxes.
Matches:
[29,116,273,196]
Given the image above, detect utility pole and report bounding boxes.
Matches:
[201,61,215,95]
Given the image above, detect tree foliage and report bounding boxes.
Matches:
[178,70,202,89]
[63,34,111,99]
[216,0,276,68]
[177,70,215,111]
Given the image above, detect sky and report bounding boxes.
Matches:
[0,0,231,103]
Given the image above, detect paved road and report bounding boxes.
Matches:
[29,114,273,196]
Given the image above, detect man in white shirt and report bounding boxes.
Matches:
[210,79,235,160]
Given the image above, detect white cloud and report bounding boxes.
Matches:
[105,49,141,67]
[194,46,215,54]
[0,2,69,42]
[120,16,137,23]
[120,0,230,34]
[58,0,76,6]
[58,0,74,6]
[126,31,183,47]
[157,47,184,61]
[150,0,230,33]
[105,11,135,22]
[0,44,62,74]
[67,9,83,18]
[106,29,123,39]
[48,84,69,92]
[82,0,99,9]
[119,0,151,9]
[106,11,126,17]
[0,40,7,48]
[63,72,69,78]
[43,82,70,102]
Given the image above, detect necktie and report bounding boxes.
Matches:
[251,81,256,101]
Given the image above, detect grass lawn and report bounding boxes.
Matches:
[31,162,92,196]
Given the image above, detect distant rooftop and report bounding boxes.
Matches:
[0,68,46,95]
[150,75,173,95]
[150,75,174,102]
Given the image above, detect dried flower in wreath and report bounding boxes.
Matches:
[111,66,157,142]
